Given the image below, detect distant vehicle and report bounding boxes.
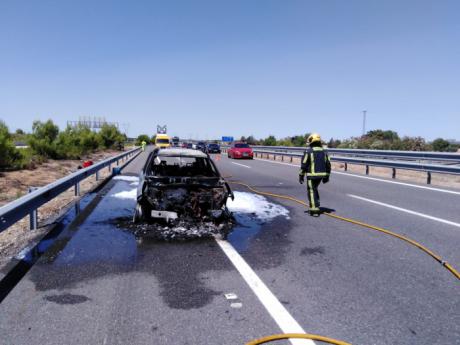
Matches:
[196,141,207,153]
[155,134,171,149]
[227,142,253,159]
[186,143,194,149]
[172,136,180,147]
[134,148,233,223]
[207,143,221,154]
[181,142,188,148]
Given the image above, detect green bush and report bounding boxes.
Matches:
[136,134,150,146]
[99,124,125,149]
[431,138,456,152]
[28,120,60,159]
[0,121,22,169]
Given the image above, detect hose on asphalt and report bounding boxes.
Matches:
[227,180,460,281]
[245,333,351,345]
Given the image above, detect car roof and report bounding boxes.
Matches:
[157,148,208,158]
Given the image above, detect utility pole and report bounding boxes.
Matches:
[362,110,367,136]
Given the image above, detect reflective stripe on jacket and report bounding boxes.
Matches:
[299,146,331,178]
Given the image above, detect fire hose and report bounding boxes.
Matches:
[223,179,460,344]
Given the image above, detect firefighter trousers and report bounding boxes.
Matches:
[306,178,322,211]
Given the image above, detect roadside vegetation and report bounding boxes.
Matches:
[135,134,151,146]
[240,130,460,152]
[0,119,126,171]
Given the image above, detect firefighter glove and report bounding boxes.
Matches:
[299,174,304,184]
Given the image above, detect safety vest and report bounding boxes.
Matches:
[299,146,331,178]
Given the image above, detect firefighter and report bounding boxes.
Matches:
[298,133,331,216]
[141,140,147,152]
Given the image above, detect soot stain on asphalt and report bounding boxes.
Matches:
[135,239,223,310]
[300,246,325,256]
[27,181,294,311]
[44,293,91,305]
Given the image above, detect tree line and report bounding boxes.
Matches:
[239,130,459,152]
[0,119,126,170]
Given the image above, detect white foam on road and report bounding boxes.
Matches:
[112,188,137,200]
[113,175,139,182]
[227,191,290,220]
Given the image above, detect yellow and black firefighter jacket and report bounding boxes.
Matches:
[299,146,331,180]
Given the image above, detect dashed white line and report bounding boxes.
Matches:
[349,194,460,229]
[216,239,313,345]
[231,162,252,169]
[252,157,460,196]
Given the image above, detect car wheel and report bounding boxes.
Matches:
[133,202,149,223]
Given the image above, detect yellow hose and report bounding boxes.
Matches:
[246,333,351,345]
[228,180,460,281]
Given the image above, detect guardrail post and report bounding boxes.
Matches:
[117,159,119,166]
[392,168,396,179]
[75,201,81,215]
[28,187,38,230]
[281,155,284,162]
[290,156,293,163]
[427,172,432,184]
[344,163,348,171]
[366,165,369,175]
[274,154,276,161]
[96,170,100,181]
[74,182,80,196]
[108,163,111,172]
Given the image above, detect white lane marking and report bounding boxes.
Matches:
[216,239,313,345]
[253,157,460,196]
[349,194,460,229]
[231,162,252,169]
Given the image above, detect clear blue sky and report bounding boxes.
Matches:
[0,0,459,141]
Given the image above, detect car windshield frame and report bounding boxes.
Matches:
[148,155,219,177]
[234,143,249,148]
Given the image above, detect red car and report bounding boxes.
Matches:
[227,142,254,159]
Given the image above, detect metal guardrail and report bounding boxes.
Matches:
[0,147,141,233]
[221,147,460,184]
[247,145,460,163]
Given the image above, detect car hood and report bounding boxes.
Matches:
[233,148,252,152]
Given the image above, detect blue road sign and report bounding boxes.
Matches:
[222,136,234,142]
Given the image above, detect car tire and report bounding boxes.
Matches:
[133,202,150,223]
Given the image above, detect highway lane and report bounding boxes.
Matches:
[0,150,286,345]
[0,149,458,345]
[220,156,460,269]
[215,155,460,345]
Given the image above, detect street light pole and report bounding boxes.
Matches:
[362,110,367,136]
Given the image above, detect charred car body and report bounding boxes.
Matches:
[134,148,233,224]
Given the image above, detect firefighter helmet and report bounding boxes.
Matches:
[307,133,322,144]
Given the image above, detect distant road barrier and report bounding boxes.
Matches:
[221,146,460,185]
[246,145,460,163]
[0,147,141,233]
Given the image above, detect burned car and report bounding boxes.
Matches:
[134,148,234,224]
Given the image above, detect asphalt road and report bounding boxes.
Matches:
[0,149,459,345]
